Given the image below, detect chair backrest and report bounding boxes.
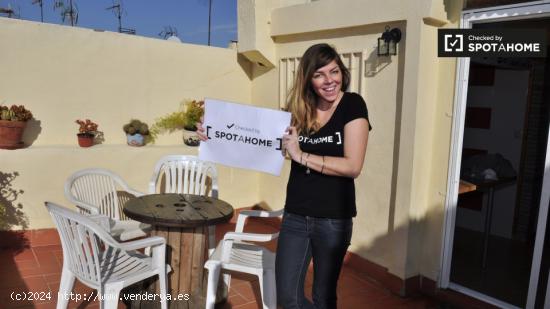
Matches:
[64,168,131,220]
[45,202,137,287]
[149,155,218,198]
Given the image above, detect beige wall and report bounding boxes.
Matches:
[240,0,462,283]
[0,17,252,146]
[0,17,260,230]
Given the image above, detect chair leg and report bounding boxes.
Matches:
[159,271,168,309]
[204,261,221,309]
[101,283,122,309]
[56,266,75,309]
[208,226,216,257]
[220,273,231,300]
[258,269,276,309]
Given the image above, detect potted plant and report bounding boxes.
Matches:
[150,99,204,146]
[0,105,33,149]
[123,119,150,146]
[182,100,204,146]
[75,119,99,147]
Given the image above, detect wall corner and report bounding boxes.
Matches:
[238,0,277,68]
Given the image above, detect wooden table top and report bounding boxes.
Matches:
[459,180,477,194]
[123,193,234,228]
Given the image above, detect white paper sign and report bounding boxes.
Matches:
[199,98,291,176]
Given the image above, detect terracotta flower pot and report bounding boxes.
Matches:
[77,133,95,147]
[0,120,26,149]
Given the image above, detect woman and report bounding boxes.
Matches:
[277,43,371,309]
[197,43,371,309]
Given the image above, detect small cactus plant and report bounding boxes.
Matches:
[123,119,150,136]
[0,109,15,120]
[123,119,150,146]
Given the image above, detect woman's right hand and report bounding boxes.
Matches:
[196,116,208,141]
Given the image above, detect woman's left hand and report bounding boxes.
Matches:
[282,126,301,161]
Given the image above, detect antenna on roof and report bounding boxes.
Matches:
[0,7,14,18]
[207,0,212,46]
[0,3,19,18]
[197,0,214,46]
[54,0,78,26]
[31,0,44,22]
[106,1,135,35]
[159,26,178,40]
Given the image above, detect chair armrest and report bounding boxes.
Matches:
[223,231,279,243]
[88,214,112,231]
[119,236,166,251]
[74,202,100,215]
[125,188,146,197]
[116,179,146,197]
[239,209,284,218]
[148,173,159,194]
[235,209,283,233]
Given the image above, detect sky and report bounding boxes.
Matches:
[1,0,237,47]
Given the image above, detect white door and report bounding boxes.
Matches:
[440,1,550,308]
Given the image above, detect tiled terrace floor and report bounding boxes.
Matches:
[0,215,440,308]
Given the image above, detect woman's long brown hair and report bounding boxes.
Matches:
[285,44,350,135]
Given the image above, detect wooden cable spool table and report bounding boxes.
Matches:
[124,193,233,309]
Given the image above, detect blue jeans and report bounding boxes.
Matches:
[275,212,352,309]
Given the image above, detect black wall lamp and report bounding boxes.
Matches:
[377,26,402,56]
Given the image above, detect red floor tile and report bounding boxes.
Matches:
[231,301,262,309]
[33,303,57,309]
[14,258,40,271]
[12,248,36,262]
[31,244,62,252]
[31,229,61,247]
[33,250,60,265]
[231,280,262,303]
[224,293,250,307]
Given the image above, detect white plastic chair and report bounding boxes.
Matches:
[45,202,168,309]
[204,208,283,309]
[64,168,151,241]
[149,155,219,253]
[148,155,218,198]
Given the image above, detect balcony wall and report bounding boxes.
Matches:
[0,17,259,230]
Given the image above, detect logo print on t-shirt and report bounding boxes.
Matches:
[335,132,342,145]
[298,132,342,145]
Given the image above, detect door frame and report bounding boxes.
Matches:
[439,1,550,308]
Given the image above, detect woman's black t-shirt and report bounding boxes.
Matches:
[284,92,371,219]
